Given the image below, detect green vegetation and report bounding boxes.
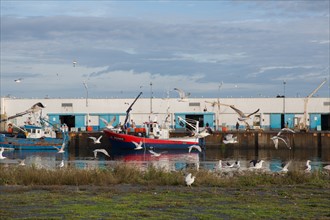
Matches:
[0,165,329,219]
[0,164,329,188]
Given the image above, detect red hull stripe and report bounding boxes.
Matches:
[104,130,198,145]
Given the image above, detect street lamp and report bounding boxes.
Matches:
[150,82,153,114]
[83,81,88,107]
[283,80,286,128]
[283,80,286,114]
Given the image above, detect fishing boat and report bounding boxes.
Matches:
[103,92,210,150]
[0,102,69,150]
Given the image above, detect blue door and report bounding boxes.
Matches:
[75,115,85,128]
[284,114,294,128]
[47,114,60,127]
[270,114,281,129]
[204,113,214,128]
[310,113,321,130]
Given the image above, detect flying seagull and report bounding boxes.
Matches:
[229,105,260,122]
[132,141,143,150]
[14,78,23,83]
[188,145,202,153]
[53,142,66,153]
[148,149,163,157]
[18,159,26,166]
[278,160,291,173]
[0,147,7,160]
[100,116,116,129]
[185,173,196,187]
[271,128,295,149]
[88,135,102,144]
[174,88,191,100]
[223,134,238,144]
[0,102,46,123]
[93,149,111,158]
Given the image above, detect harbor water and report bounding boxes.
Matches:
[1,131,330,172]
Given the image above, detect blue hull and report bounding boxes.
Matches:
[0,134,64,150]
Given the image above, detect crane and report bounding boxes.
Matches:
[299,78,327,131]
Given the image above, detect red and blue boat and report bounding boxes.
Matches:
[103,92,209,150]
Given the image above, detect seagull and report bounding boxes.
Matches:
[59,160,64,168]
[73,60,77,67]
[132,141,143,150]
[53,142,66,153]
[323,165,330,171]
[185,173,195,187]
[18,159,26,166]
[93,149,111,158]
[270,136,290,150]
[14,78,23,83]
[188,145,202,153]
[223,134,238,144]
[225,160,240,168]
[216,160,223,171]
[148,149,162,157]
[100,116,116,129]
[278,160,291,173]
[305,160,311,172]
[0,147,7,159]
[88,135,102,144]
[271,128,295,149]
[174,88,191,101]
[250,159,264,169]
[229,105,260,122]
[277,128,295,136]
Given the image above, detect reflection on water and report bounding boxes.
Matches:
[1,144,329,172]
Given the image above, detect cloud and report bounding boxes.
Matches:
[1,1,329,98]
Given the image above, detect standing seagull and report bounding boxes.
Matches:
[188,145,202,153]
[229,105,260,122]
[250,160,265,169]
[0,147,7,159]
[132,141,143,150]
[305,160,311,172]
[59,160,64,168]
[88,135,102,144]
[185,173,195,187]
[93,149,111,158]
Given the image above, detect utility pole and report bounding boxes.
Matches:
[150,82,153,114]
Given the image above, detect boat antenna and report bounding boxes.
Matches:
[124,92,143,128]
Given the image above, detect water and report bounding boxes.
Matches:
[1,144,329,172]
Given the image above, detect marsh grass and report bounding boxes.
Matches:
[0,164,329,188]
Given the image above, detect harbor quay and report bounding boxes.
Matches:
[61,130,330,161]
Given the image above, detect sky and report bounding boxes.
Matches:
[1,0,329,99]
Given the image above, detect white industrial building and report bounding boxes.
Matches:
[0,96,329,132]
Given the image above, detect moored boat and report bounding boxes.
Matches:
[103,92,209,150]
[0,102,69,150]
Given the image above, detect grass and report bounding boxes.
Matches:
[0,163,329,187]
[0,185,330,219]
[0,164,329,219]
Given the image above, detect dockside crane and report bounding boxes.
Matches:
[299,78,327,131]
